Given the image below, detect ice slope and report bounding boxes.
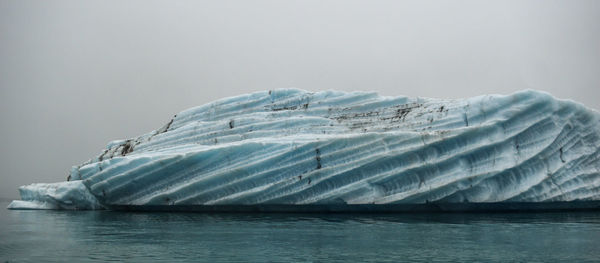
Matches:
[8,89,600,210]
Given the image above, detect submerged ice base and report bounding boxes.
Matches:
[8,89,600,210]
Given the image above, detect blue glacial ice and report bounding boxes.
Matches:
[8,89,600,210]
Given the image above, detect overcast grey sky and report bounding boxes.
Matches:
[1,0,599,199]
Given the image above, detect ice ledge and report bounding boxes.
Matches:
[7,181,104,210]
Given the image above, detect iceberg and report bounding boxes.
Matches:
[8,89,600,211]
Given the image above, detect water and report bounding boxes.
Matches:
[1,201,599,262]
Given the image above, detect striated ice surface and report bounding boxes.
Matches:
[8,89,600,210]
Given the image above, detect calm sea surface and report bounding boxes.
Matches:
[1,201,599,262]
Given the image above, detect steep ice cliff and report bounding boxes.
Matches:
[8,89,600,210]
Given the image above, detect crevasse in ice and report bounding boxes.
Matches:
[8,89,600,210]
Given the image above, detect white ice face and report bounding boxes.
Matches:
[8,89,600,210]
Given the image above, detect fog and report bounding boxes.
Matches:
[1,0,598,199]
